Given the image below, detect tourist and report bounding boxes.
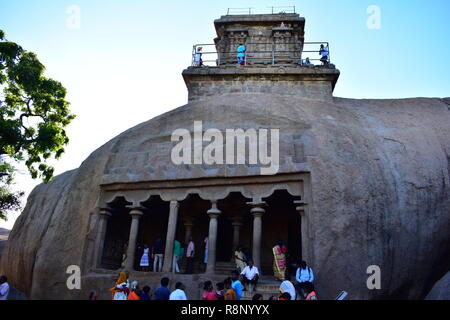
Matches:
[240,260,259,292]
[202,280,217,300]
[279,274,296,300]
[0,276,9,300]
[295,260,314,299]
[128,281,142,300]
[272,240,287,281]
[194,47,203,67]
[304,282,318,300]
[252,294,263,301]
[319,44,329,65]
[141,285,151,300]
[203,236,208,267]
[234,246,247,272]
[279,292,292,300]
[170,282,188,300]
[268,295,277,301]
[303,57,312,66]
[140,244,150,272]
[215,282,225,300]
[173,239,181,273]
[224,278,237,300]
[88,290,97,300]
[231,270,243,300]
[237,43,246,65]
[110,272,129,300]
[154,277,171,300]
[185,236,195,274]
[152,237,164,272]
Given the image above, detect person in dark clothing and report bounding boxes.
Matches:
[152,237,165,272]
[141,285,151,300]
[154,277,170,300]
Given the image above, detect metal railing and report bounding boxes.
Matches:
[191,42,331,67]
[226,6,296,15]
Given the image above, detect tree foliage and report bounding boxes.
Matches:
[0,29,75,219]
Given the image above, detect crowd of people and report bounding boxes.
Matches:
[104,250,318,301]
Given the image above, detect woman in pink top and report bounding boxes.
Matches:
[202,281,217,300]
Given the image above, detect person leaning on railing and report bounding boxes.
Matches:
[319,44,329,65]
[194,47,203,67]
[237,43,246,65]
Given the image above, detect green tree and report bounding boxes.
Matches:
[0,30,75,220]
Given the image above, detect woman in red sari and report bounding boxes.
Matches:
[272,240,287,281]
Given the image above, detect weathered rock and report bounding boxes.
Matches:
[0,93,449,300]
[426,271,450,300]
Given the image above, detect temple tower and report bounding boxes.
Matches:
[183,12,340,102]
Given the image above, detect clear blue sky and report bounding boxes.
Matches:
[0,0,449,228]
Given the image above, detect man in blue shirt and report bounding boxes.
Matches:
[231,270,243,300]
[295,261,314,299]
[154,277,171,300]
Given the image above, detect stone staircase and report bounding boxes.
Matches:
[241,280,282,300]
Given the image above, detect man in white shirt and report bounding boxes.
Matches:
[240,260,259,292]
[0,276,9,300]
[169,282,188,300]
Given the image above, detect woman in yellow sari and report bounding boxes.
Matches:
[272,241,287,281]
[110,271,129,300]
[234,246,247,272]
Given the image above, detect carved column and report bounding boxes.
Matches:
[231,217,243,261]
[162,201,180,272]
[206,201,221,274]
[94,207,112,268]
[124,207,144,271]
[183,218,195,246]
[294,200,308,262]
[248,201,266,270]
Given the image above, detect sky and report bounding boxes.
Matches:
[0,0,449,229]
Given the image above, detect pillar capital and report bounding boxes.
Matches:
[170,200,180,208]
[99,207,112,218]
[294,200,307,215]
[231,216,244,227]
[247,201,267,217]
[207,201,221,218]
[127,206,144,217]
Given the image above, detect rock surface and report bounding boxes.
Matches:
[426,271,450,300]
[0,94,449,300]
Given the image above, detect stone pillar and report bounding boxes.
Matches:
[231,217,243,261]
[206,201,221,274]
[248,201,266,271]
[124,207,144,271]
[94,207,112,268]
[162,201,180,272]
[183,218,195,246]
[294,200,308,262]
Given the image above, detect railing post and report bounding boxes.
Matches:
[272,44,275,66]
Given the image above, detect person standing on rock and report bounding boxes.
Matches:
[152,237,164,272]
[237,43,246,65]
[0,276,9,300]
